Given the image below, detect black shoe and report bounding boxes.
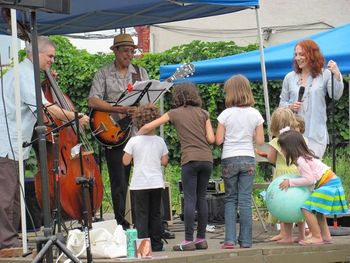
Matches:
[152,240,164,251]
[162,229,175,239]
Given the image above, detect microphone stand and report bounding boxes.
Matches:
[74,112,93,263]
[330,73,338,231]
[330,73,336,173]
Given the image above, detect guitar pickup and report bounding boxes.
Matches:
[92,122,108,136]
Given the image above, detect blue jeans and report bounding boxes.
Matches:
[222,156,255,247]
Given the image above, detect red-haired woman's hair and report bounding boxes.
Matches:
[293,39,325,78]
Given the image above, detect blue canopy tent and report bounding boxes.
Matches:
[160,22,350,81]
[0,0,259,35]
[1,0,268,253]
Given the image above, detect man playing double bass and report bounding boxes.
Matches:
[0,36,89,257]
[88,34,148,230]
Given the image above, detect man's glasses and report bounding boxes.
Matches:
[118,47,137,55]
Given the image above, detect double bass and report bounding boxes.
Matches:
[34,71,103,220]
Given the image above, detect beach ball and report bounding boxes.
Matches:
[266,174,311,223]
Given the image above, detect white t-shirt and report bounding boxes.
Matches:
[124,135,168,190]
[217,106,264,159]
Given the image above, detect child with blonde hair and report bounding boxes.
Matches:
[295,114,305,134]
[216,74,264,249]
[257,107,306,243]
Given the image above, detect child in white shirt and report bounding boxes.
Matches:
[123,104,169,252]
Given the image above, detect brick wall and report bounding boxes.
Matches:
[135,26,150,53]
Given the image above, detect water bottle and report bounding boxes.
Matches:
[126,225,138,258]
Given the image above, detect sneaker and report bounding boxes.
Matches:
[221,243,235,249]
[152,240,164,252]
[173,241,196,251]
[152,246,164,252]
[194,239,208,249]
[240,245,251,248]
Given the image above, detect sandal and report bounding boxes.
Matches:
[221,243,235,249]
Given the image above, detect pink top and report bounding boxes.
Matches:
[289,157,330,187]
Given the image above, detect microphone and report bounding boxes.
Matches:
[298,86,305,102]
[293,86,305,113]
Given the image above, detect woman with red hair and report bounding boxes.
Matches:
[279,39,344,158]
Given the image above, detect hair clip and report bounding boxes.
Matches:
[279,126,290,135]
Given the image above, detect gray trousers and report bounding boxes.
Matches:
[0,157,21,249]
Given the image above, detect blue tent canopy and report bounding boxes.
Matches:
[0,0,258,35]
[160,23,350,83]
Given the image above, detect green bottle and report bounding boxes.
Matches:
[126,225,138,258]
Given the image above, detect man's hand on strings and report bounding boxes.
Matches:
[50,69,58,80]
[78,113,90,127]
[125,106,137,116]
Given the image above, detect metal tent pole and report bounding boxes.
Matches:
[255,7,271,138]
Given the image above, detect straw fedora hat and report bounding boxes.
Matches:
[110,34,137,50]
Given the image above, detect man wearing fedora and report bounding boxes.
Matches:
[88,33,148,230]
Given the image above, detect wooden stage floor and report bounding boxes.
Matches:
[1,217,350,263]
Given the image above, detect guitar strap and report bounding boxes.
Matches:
[104,64,141,101]
[131,64,141,83]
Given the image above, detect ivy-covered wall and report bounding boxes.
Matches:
[49,36,349,170]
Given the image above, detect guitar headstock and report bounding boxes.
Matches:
[166,62,195,82]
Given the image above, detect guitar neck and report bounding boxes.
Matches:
[165,76,175,83]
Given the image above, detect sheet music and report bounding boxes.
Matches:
[117,80,173,106]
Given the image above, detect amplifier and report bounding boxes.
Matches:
[178,179,224,194]
[179,192,225,223]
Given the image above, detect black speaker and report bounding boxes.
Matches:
[18,179,42,231]
[161,183,172,222]
[327,215,350,227]
[0,0,70,14]
[180,193,225,223]
[207,193,225,223]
